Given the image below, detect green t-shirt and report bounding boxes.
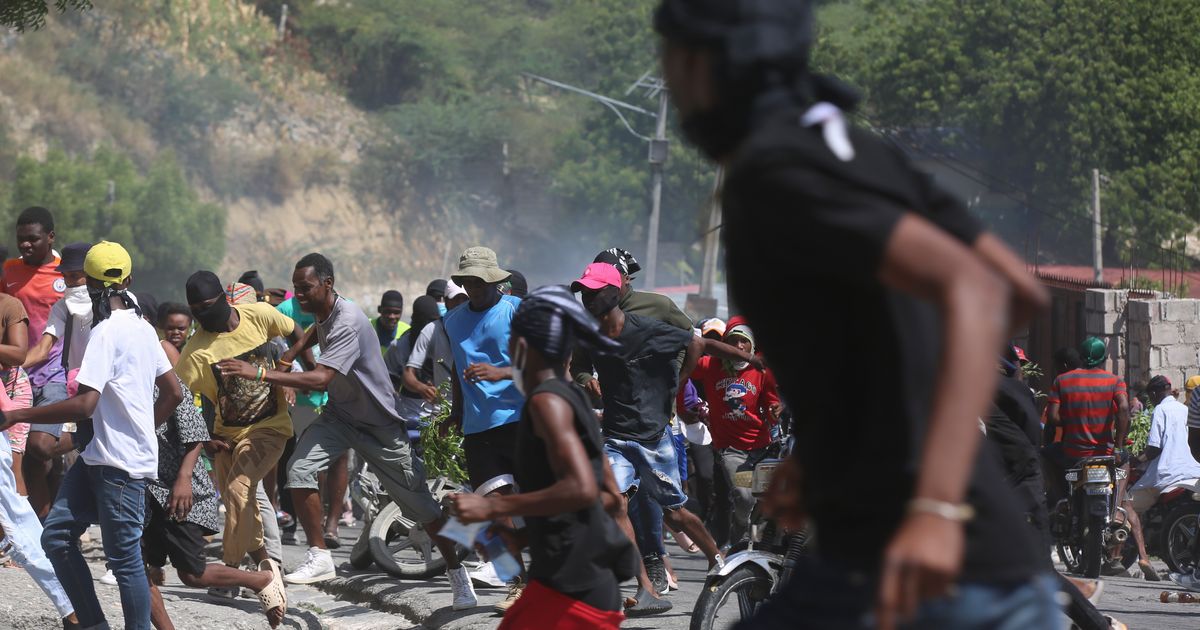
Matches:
[277,297,327,409]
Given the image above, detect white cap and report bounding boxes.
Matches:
[445,279,467,300]
[682,421,712,446]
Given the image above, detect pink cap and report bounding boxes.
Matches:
[571,262,622,292]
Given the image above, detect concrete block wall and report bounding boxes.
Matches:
[1123,296,1200,389]
[1084,289,1129,379]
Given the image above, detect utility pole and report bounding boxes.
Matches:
[522,71,671,290]
[699,168,724,298]
[1093,168,1103,283]
[277,4,288,42]
[645,89,669,290]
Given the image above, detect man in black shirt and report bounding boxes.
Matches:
[655,1,1058,628]
[572,262,758,606]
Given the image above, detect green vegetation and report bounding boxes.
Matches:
[815,0,1200,266]
[0,0,90,31]
[421,384,467,484]
[1129,405,1153,455]
[1,147,225,299]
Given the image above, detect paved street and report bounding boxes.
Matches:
[1,523,1198,628]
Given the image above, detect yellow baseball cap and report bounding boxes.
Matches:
[1186,375,1200,394]
[84,241,132,286]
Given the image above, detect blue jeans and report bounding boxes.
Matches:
[605,430,689,509]
[42,460,150,630]
[0,432,73,618]
[630,430,692,557]
[738,555,1060,630]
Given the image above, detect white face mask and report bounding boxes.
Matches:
[64,284,92,316]
[511,343,527,396]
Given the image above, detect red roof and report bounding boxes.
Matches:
[1034,265,1200,298]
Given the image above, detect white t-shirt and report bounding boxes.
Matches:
[43,290,139,371]
[76,309,172,479]
[1133,396,1200,492]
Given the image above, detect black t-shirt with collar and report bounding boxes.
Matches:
[592,312,693,444]
[721,107,1039,583]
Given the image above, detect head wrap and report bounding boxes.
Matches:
[1186,375,1200,394]
[653,0,858,159]
[426,279,448,299]
[380,290,405,310]
[594,248,642,277]
[512,285,621,362]
[226,282,257,306]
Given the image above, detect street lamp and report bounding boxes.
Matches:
[522,71,669,289]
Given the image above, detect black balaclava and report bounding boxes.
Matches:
[186,270,232,333]
[654,0,858,160]
[506,270,529,298]
[513,286,622,363]
[407,296,442,352]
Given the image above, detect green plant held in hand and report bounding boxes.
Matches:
[1128,405,1154,455]
[419,382,468,484]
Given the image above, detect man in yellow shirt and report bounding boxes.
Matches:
[175,270,309,580]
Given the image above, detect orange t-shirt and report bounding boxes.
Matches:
[3,257,65,386]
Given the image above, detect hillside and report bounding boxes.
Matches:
[0,0,721,305]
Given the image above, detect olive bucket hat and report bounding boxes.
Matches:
[451,246,512,285]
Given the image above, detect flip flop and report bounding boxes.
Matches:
[323,534,341,550]
[255,559,288,628]
[624,587,673,617]
[1141,561,1162,582]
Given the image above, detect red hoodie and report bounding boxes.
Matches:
[688,355,779,450]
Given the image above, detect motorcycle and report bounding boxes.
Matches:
[691,443,809,630]
[1125,468,1200,574]
[1050,455,1128,578]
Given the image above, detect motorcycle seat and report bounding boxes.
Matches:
[1158,487,1191,504]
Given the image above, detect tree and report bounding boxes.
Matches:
[816,0,1200,265]
[5,147,226,300]
[0,0,91,32]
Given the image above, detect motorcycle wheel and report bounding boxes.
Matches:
[368,477,471,580]
[1160,502,1200,574]
[1082,513,1106,579]
[349,526,374,570]
[690,564,773,630]
[1056,543,1084,575]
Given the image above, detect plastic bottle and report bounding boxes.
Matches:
[1160,591,1200,603]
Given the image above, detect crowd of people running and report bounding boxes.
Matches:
[0,203,786,629]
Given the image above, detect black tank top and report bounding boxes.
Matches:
[514,378,637,602]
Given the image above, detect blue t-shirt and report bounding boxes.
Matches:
[443,294,523,434]
[276,297,327,409]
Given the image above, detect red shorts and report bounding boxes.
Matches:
[497,579,624,630]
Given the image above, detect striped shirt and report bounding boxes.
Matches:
[1048,368,1126,458]
[1188,387,1200,429]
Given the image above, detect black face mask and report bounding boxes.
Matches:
[582,286,621,319]
[192,298,232,333]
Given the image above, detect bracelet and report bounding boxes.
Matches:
[276,359,293,371]
[256,367,265,382]
[907,498,975,523]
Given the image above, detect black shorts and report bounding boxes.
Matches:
[142,497,211,577]
[462,422,520,494]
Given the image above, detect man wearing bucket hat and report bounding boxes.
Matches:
[2,241,184,630]
[443,246,529,609]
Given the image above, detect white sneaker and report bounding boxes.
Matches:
[284,547,336,585]
[448,565,478,610]
[1170,570,1200,592]
[99,569,117,586]
[468,561,506,588]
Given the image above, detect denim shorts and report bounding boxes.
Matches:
[29,382,68,438]
[605,430,688,509]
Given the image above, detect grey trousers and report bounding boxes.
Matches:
[255,481,282,565]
